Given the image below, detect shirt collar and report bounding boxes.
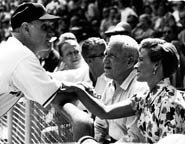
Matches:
[120,69,137,90]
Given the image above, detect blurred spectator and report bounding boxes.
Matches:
[171,1,185,27]
[118,0,137,22]
[106,12,121,32]
[42,48,60,72]
[152,2,172,32]
[105,6,121,34]
[143,4,153,18]
[69,14,100,44]
[132,14,154,43]
[126,14,138,31]
[178,11,185,46]
[46,0,67,15]
[85,0,100,24]
[160,24,185,89]
[99,7,110,39]
[161,25,179,43]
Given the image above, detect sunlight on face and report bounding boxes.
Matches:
[136,48,154,82]
[30,20,54,59]
[103,42,128,80]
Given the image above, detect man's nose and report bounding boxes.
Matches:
[134,61,139,69]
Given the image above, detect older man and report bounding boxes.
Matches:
[68,35,149,143]
[0,2,93,141]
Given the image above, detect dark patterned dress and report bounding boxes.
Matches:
[131,80,185,143]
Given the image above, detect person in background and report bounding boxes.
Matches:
[42,37,92,143]
[63,38,185,143]
[99,7,110,39]
[81,37,108,88]
[178,11,185,46]
[160,24,185,89]
[0,2,94,142]
[118,0,137,23]
[49,37,92,111]
[41,36,61,72]
[132,14,154,43]
[126,14,138,32]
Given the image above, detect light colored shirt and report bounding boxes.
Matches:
[95,73,112,96]
[100,69,148,142]
[120,7,137,22]
[49,60,91,84]
[0,37,60,117]
[48,59,92,111]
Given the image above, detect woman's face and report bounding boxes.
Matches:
[136,48,155,82]
[62,41,81,69]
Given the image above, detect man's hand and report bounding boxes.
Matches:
[61,81,99,99]
[61,81,85,92]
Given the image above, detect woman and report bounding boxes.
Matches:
[64,38,185,143]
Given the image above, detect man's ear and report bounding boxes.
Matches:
[21,22,30,33]
[127,56,135,67]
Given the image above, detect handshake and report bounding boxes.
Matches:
[57,81,99,106]
[61,81,97,98]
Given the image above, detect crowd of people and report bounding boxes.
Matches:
[1,0,185,144]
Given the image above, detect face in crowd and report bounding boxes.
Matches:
[135,38,179,83]
[103,35,139,83]
[59,40,82,69]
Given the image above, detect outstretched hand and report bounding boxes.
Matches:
[61,81,98,98]
[60,81,85,92]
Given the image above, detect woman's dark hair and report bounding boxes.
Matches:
[140,38,179,78]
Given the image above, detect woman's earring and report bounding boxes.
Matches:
[153,67,157,75]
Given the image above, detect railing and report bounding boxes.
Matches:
[0,98,73,144]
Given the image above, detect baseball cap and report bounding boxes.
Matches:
[11,2,60,30]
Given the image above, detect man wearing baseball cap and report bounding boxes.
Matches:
[0,2,94,141]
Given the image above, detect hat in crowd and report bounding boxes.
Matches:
[11,2,60,30]
[105,21,131,37]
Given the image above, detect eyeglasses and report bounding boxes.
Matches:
[87,53,104,59]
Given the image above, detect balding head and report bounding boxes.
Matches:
[109,35,139,64]
[104,35,139,82]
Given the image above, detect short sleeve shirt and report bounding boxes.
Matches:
[131,80,185,143]
[0,37,60,117]
[100,69,148,142]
